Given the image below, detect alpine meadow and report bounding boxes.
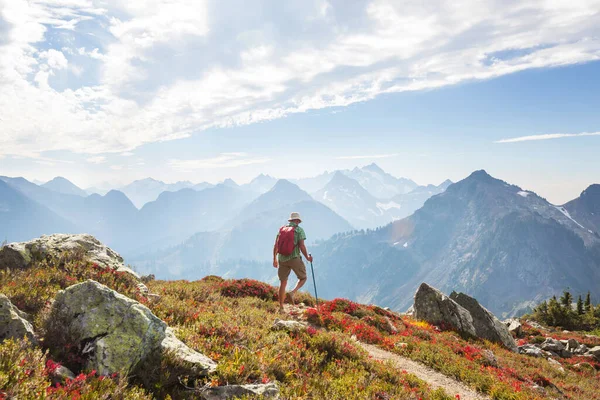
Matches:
[1,1,600,399]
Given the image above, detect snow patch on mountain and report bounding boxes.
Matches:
[554,206,586,230]
[376,201,402,211]
[517,191,530,198]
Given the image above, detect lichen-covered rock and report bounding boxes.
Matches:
[202,382,280,399]
[0,234,138,278]
[161,328,217,374]
[0,294,36,343]
[49,280,166,375]
[48,280,216,376]
[413,283,477,337]
[272,319,306,332]
[449,292,517,352]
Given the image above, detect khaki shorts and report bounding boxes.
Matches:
[278,257,307,281]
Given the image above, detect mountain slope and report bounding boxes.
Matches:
[313,172,387,229]
[345,163,418,198]
[563,184,600,234]
[134,180,353,274]
[132,184,251,254]
[0,180,78,242]
[385,180,453,221]
[42,177,87,197]
[242,174,277,194]
[232,180,313,222]
[312,170,600,317]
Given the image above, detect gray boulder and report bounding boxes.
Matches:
[449,291,518,352]
[161,328,217,374]
[519,344,544,357]
[0,294,36,343]
[504,318,522,337]
[413,283,477,337]
[48,280,216,376]
[574,344,589,355]
[202,383,279,399]
[540,338,565,352]
[0,234,138,278]
[565,338,579,352]
[588,346,600,360]
[272,319,306,332]
[49,365,76,385]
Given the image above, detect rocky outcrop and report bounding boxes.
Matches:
[0,234,138,278]
[519,337,599,360]
[413,283,477,337]
[449,292,517,352]
[202,382,279,399]
[48,280,216,376]
[0,294,36,343]
[413,284,518,351]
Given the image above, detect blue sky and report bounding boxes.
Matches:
[0,0,599,204]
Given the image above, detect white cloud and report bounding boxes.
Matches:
[1,0,600,158]
[495,131,600,143]
[87,155,106,163]
[336,153,399,160]
[39,49,68,70]
[169,153,271,171]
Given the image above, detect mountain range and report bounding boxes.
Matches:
[311,170,600,317]
[3,166,598,318]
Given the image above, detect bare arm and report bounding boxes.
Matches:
[298,240,313,262]
[273,236,278,267]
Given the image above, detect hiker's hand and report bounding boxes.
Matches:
[273,258,278,268]
[307,255,313,263]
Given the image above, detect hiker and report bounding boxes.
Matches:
[273,212,313,310]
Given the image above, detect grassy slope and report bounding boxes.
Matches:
[0,253,599,399]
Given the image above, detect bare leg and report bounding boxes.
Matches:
[278,279,288,310]
[289,278,307,304]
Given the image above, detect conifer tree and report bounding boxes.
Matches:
[577,295,584,315]
[585,291,592,312]
[560,290,573,309]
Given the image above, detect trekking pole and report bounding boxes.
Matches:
[309,253,319,308]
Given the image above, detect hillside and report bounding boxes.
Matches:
[312,170,600,317]
[1,235,599,399]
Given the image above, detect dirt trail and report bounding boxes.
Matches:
[358,342,490,400]
[282,303,489,399]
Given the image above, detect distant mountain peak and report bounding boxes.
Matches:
[582,184,600,197]
[468,170,493,180]
[362,163,385,173]
[42,176,87,197]
[222,178,239,187]
[271,179,302,192]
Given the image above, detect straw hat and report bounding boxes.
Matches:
[288,212,302,222]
